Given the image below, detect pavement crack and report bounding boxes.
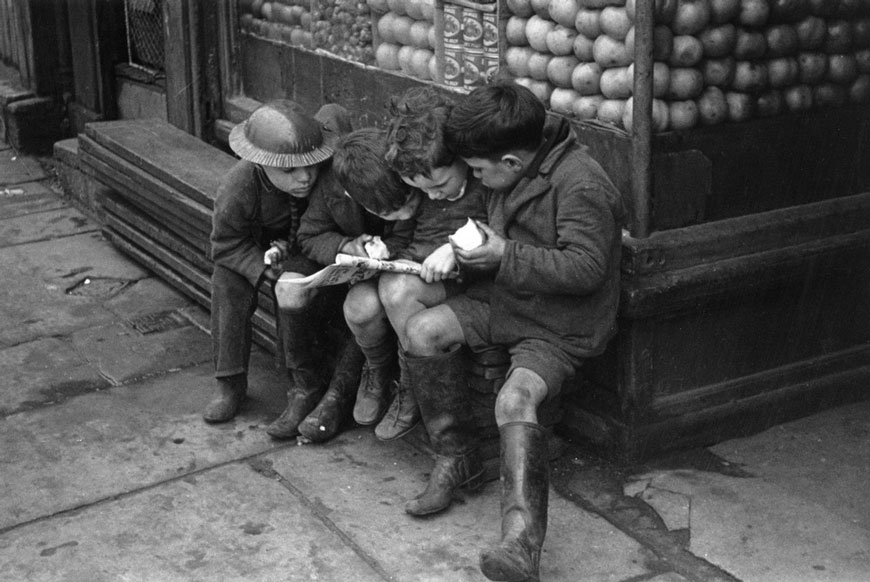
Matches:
[552,451,742,582]
[246,454,397,582]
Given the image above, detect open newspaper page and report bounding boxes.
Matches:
[275,253,423,292]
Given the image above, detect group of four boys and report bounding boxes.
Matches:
[204,81,624,582]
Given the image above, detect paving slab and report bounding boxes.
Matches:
[0,206,98,246]
[0,183,66,219]
[70,321,212,384]
[266,430,655,582]
[0,232,149,347]
[627,468,870,582]
[0,336,109,416]
[0,463,386,582]
[104,277,202,321]
[0,358,288,531]
[0,147,47,184]
[711,398,870,531]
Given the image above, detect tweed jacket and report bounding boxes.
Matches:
[472,116,625,358]
[296,176,415,266]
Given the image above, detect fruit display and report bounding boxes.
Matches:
[238,0,375,65]
[370,0,438,81]
[505,0,870,132]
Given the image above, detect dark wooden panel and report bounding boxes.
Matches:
[84,118,235,209]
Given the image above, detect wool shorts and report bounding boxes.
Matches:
[445,293,581,399]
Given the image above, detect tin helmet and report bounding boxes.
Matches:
[228,99,336,168]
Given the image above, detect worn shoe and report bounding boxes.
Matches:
[203,375,246,423]
[352,363,394,425]
[298,342,365,442]
[405,450,484,516]
[374,380,421,441]
[266,368,325,439]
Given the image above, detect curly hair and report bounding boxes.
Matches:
[385,87,456,179]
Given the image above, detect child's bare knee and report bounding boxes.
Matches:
[343,286,383,326]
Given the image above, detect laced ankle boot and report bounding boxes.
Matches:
[298,340,365,442]
[375,348,421,441]
[203,374,247,423]
[266,366,326,439]
[353,337,397,425]
[404,347,484,516]
[479,422,549,582]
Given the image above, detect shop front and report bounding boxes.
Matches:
[51,0,870,461]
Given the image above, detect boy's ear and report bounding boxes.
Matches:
[501,154,525,173]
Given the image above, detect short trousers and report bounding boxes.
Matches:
[445,293,582,399]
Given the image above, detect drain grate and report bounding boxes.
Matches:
[66,277,132,297]
[127,310,190,335]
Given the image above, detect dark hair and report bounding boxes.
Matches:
[333,127,411,215]
[445,81,546,160]
[385,87,456,179]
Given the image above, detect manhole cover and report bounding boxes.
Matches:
[65,277,132,297]
[127,310,190,335]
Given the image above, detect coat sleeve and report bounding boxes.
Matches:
[210,165,267,288]
[296,186,353,266]
[384,217,415,259]
[495,178,620,296]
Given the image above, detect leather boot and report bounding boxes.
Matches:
[353,337,397,425]
[479,422,549,582]
[203,374,247,423]
[266,367,326,439]
[298,340,365,442]
[404,347,484,516]
[374,348,421,441]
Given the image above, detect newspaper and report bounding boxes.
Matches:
[275,253,423,291]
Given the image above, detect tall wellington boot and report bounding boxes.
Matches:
[374,348,421,441]
[266,367,326,439]
[298,340,365,442]
[479,422,549,582]
[203,374,247,423]
[404,347,484,516]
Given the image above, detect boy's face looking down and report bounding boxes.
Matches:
[401,159,467,201]
[462,154,524,191]
[367,189,423,221]
[263,163,320,198]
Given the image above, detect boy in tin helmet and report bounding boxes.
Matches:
[205,99,380,441]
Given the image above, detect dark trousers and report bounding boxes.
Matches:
[211,261,346,379]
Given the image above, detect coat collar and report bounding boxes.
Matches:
[502,116,575,219]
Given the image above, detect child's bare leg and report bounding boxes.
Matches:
[369,273,446,440]
[481,368,550,582]
[344,279,394,425]
[379,272,447,349]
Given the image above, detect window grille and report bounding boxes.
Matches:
[124,0,165,73]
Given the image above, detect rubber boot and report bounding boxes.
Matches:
[374,348,421,441]
[203,374,247,423]
[266,367,326,439]
[298,340,365,442]
[404,347,484,516]
[479,422,549,582]
[353,337,397,425]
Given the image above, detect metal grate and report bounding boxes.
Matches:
[124,0,165,73]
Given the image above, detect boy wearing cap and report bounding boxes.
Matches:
[402,83,624,582]
[205,99,355,438]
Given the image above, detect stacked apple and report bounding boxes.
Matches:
[312,0,375,63]
[370,0,438,80]
[238,1,375,64]
[505,0,870,132]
